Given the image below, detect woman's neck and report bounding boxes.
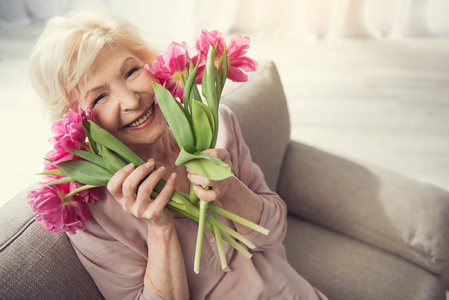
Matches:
[131,125,180,166]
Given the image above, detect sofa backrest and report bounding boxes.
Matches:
[221,61,290,191]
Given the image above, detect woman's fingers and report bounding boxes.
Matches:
[186,148,234,202]
[187,172,215,187]
[135,165,164,205]
[192,184,218,202]
[152,172,177,213]
[122,160,155,202]
[107,159,177,224]
[201,148,232,167]
[107,163,135,199]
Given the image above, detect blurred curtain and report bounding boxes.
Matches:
[194,0,449,40]
[3,0,448,39]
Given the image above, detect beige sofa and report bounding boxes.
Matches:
[1,61,448,300]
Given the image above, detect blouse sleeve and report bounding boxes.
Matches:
[68,201,165,300]
[216,106,288,252]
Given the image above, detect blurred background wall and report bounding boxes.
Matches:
[2,0,449,41]
[1,0,449,207]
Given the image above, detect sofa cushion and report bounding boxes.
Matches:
[284,216,446,300]
[0,187,103,299]
[278,141,449,274]
[221,61,290,191]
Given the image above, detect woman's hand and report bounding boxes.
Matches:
[188,148,264,234]
[109,160,189,299]
[186,148,234,203]
[107,159,177,228]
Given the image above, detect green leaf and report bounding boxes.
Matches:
[88,120,144,166]
[69,150,107,169]
[56,160,113,186]
[201,63,208,99]
[152,82,195,149]
[38,169,64,176]
[220,44,228,98]
[175,145,233,180]
[81,123,98,154]
[101,145,128,173]
[184,54,202,114]
[205,45,218,117]
[192,100,213,151]
[174,97,192,124]
[190,81,202,106]
[44,176,75,186]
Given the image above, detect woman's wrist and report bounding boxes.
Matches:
[146,212,175,240]
[220,177,264,233]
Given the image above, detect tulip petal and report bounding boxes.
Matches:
[227,65,248,82]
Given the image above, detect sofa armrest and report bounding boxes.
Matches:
[0,186,103,299]
[277,141,449,274]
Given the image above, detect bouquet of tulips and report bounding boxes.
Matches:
[28,30,266,273]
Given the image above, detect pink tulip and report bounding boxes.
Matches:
[49,106,93,153]
[226,35,259,82]
[195,30,226,58]
[146,42,204,102]
[44,148,77,168]
[69,181,100,205]
[27,185,90,234]
[195,30,258,82]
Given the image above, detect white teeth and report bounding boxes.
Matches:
[128,107,153,127]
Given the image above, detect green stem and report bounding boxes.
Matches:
[167,202,252,259]
[188,183,199,205]
[194,200,208,274]
[64,184,98,200]
[208,204,270,235]
[221,233,252,259]
[205,214,255,249]
[210,207,228,270]
[151,187,255,270]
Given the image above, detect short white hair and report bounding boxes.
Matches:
[28,10,155,122]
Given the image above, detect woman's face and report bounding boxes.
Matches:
[79,46,166,151]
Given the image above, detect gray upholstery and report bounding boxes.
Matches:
[221,61,290,191]
[1,61,448,299]
[0,186,103,299]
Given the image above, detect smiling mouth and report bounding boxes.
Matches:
[125,103,154,128]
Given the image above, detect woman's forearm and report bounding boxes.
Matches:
[145,221,189,300]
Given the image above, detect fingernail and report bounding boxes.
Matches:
[145,161,154,169]
[157,166,166,173]
[170,173,177,180]
[124,163,134,171]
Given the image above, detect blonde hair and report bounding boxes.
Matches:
[28,10,156,122]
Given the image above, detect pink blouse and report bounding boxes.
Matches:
[68,105,327,300]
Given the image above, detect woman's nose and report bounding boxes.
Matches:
[117,85,140,111]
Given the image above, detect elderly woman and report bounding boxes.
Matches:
[28,10,327,300]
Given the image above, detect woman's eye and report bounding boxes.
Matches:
[93,94,106,106]
[126,67,139,78]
